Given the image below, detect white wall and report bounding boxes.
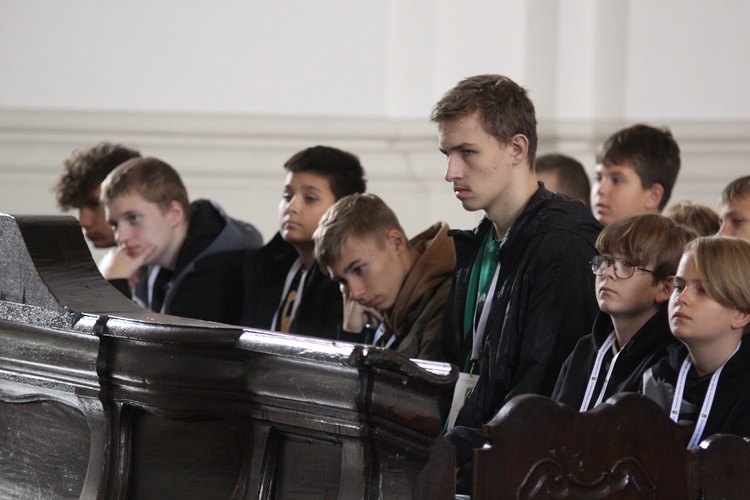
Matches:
[1,0,749,259]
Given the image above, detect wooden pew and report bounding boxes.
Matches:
[0,213,458,499]
[470,393,750,499]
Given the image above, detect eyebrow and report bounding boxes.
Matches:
[439,142,476,155]
[342,259,363,275]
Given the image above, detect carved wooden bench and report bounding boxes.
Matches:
[0,213,458,499]
[421,392,750,499]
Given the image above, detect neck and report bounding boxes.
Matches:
[486,174,538,239]
[159,222,189,271]
[687,337,742,377]
[611,306,660,348]
[295,242,316,271]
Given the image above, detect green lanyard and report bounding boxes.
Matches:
[462,230,501,372]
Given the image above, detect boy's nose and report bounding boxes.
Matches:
[444,157,463,183]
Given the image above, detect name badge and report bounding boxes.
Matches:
[446,372,479,430]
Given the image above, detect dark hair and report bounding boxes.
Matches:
[55,142,141,210]
[535,153,591,205]
[721,175,750,205]
[101,157,192,219]
[596,124,680,209]
[596,213,692,284]
[284,146,367,199]
[430,74,538,167]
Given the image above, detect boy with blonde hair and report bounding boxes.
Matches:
[314,193,454,360]
[644,236,750,444]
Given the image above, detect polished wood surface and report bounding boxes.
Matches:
[0,213,457,499]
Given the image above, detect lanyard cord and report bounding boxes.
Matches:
[271,258,308,332]
[670,341,741,448]
[470,264,501,365]
[579,332,624,412]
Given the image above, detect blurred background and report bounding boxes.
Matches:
[2,0,748,260]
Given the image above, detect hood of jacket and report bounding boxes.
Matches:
[388,221,455,331]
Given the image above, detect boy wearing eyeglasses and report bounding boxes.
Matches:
[552,213,692,411]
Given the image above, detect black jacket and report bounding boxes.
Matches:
[133,199,263,324]
[240,232,342,340]
[552,306,677,411]
[443,186,602,428]
[644,338,750,441]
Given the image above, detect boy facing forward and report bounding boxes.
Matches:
[314,193,454,361]
[240,146,366,339]
[552,213,692,411]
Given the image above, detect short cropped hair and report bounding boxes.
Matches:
[685,236,750,332]
[55,142,141,210]
[535,153,591,205]
[664,200,720,237]
[596,213,692,284]
[101,157,192,219]
[430,74,538,167]
[314,193,406,270]
[720,175,750,205]
[284,145,367,200]
[596,124,681,210]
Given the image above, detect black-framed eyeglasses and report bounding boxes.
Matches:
[591,255,654,279]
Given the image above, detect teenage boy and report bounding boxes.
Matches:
[314,193,454,361]
[240,146,366,340]
[552,213,691,411]
[717,175,750,241]
[56,142,141,248]
[102,157,263,324]
[591,124,681,226]
[643,236,750,444]
[432,74,602,429]
[534,153,591,207]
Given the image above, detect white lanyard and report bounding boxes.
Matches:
[372,322,395,348]
[670,341,741,448]
[579,332,623,412]
[470,264,501,363]
[271,258,308,331]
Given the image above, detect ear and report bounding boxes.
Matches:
[386,228,407,253]
[654,276,674,304]
[731,309,750,332]
[644,183,665,211]
[166,200,185,225]
[510,134,529,166]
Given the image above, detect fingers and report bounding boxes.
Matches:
[98,244,155,280]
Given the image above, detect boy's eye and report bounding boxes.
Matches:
[282,193,293,202]
[619,260,635,270]
[304,196,318,203]
[352,265,364,276]
[461,149,476,156]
